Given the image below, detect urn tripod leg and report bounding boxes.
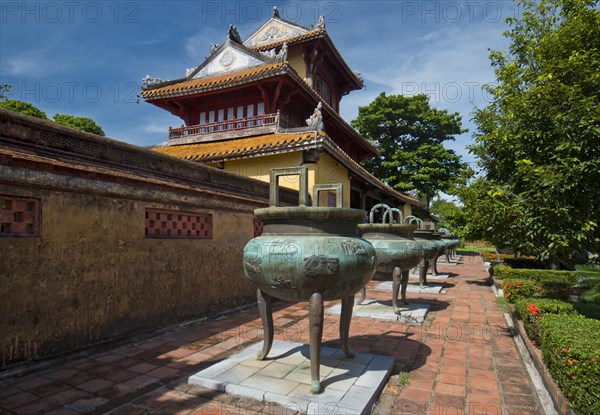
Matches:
[340,295,355,358]
[392,267,402,313]
[355,287,366,304]
[309,292,324,394]
[431,255,439,276]
[419,259,429,288]
[256,289,273,360]
[401,270,410,305]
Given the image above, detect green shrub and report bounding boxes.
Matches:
[495,267,576,282]
[539,314,600,414]
[496,267,577,300]
[503,279,542,302]
[504,257,545,269]
[515,298,577,344]
[492,265,511,279]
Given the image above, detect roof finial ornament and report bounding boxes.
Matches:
[227,25,242,44]
[306,102,324,131]
[316,15,325,30]
[272,5,280,18]
[142,75,165,89]
[276,42,288,62]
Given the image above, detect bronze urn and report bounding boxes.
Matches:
[242,167,376,394]
[356,204,423,311]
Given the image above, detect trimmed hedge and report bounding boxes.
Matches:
[503,279,543,302]
[539,314,600,415]
[494,266,576,282]
[503,278,573,302]
[496,267,577,300]
[515,298,577,343]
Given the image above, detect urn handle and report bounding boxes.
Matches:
[382,207,404,224]
[404,215,424,228]
[369,203,393,223]
[312,183,343,208]
[269,166,309,207]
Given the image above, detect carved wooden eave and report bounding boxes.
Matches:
[142,62,378,161]
[153,130,418,206]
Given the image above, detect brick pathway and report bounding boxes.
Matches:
[0,254,544,414]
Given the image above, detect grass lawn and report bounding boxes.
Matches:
[459,244,496,253]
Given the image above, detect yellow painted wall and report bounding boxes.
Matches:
[225,152,304,190]
[402,203,412,219]
[225,151,351,207]
[287,48,306,80]
[314,152,351,207]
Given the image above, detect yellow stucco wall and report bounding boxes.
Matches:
[287,48,306,80]
[224,151,351,207]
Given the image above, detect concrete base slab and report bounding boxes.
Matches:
[374,280,445,294]
[409,273,451,280]
[436,260,458,266]
[188,340,395,415]
[327,299,430,324]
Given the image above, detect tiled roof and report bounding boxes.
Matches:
[142,62,287,100]
[153,131,419,205]
[153,131,323,162]
[251,29,363,89]
[252,29,326,51]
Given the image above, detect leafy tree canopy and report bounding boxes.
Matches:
[352,93,467,210]
[0,99,48,120]
[53,114,105,136]
[468,0,600,267]
[429,197,465,237]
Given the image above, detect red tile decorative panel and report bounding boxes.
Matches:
[145,209,212,239]
[253,217,263,237]
[0,195,41,237]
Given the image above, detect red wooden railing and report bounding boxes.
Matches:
[169,112,278,140]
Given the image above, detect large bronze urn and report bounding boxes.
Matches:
[242,167,376,394]
[356,204,423,311]
[430,232,447,276]
[412,228,439,288]
[440,233,460,262]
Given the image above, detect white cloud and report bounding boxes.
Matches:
[185,27,222,62]
[144,123,169,134]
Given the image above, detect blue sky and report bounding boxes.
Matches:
[1,1,516,166]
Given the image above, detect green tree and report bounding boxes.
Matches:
[0,99,48,119]
[470,0,600,267]
[454,177,526,249]
[0,84,13,101]
[53,114,105,136]
[352,93,467,211]
[429,197,465,236]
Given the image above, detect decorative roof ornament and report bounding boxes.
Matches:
[353,70,364,84]
[184,67,196,77]
[260,48,277,60]
[316,15,325,30]
[210,43,220,54]
[259,42,288,62]
[306,102,324,131]
[227,25,242,44]
[272,5,280,18]
[142,75,165,89]
[276,42,288,61]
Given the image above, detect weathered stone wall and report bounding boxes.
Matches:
[0,109,296,368]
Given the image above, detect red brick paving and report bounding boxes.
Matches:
[0,253,545,414]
